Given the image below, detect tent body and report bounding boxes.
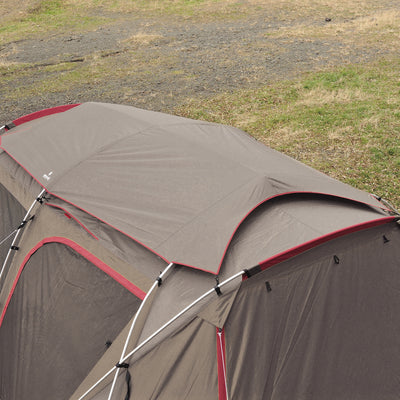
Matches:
[0,103,399,399]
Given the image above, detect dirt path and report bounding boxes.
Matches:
[1,2,399,123]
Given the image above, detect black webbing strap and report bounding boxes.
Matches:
[124,369,131,400]
[116,363,131,400]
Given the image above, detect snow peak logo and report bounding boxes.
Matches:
[42,171,53,181]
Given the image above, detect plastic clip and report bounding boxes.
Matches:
[116,362,129,369]
[214,276,222,296]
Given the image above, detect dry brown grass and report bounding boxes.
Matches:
[269,8,400,46]
[120,33,164,47]
[0,0,41,22]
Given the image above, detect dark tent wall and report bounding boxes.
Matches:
[225,223,400,400]
[0,242,141,400]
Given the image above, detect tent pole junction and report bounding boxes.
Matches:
[80,269,244,399]
[106,262,175,400]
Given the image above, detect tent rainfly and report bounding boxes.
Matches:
[0,102,399,400]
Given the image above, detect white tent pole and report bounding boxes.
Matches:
[106,262,175,400]
[121,270,244,363]
[0,188,46,284]
[79,269,244,399]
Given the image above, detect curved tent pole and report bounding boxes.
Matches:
[79,269,244,400]
[0,188,46,285]
[107,262,175,400]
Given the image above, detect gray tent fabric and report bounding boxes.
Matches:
[0,103,399,400]
[0,102,386,273]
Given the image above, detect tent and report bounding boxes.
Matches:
[0,102,399,400]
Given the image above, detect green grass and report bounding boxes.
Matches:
[177,60,400,208]
[0,0,106,45]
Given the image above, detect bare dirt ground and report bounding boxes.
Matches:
[1,1,400,123]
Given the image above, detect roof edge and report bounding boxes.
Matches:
[253,216,396,273]
[7,104,80,129]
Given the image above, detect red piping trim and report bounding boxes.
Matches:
[0,237,146,328]
[46,203,99,240]
[217,327,228,400]
[10,104,80,127]
[257,216,395,272]
[44,192,172,265]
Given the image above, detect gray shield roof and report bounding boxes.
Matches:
[0,102,385,273]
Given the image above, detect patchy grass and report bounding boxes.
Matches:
[2,0,396,46]
[0,0,106,45]
[177,59,400,208]
[1,46,178,100]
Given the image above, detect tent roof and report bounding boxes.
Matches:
[0,102,385,273]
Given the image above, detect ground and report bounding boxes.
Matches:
[1,0,399,122]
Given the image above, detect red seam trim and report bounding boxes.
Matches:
[10,104,80,127]
[216,327,228,400]
[0,237,146,328]
[258,216,395,271]
[46,203,99,240]
[215,192,389,275]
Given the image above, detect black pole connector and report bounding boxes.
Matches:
[10,246,19,251]
[116,362,130,369]
[157,276,163,287]
[243,269,251,278]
